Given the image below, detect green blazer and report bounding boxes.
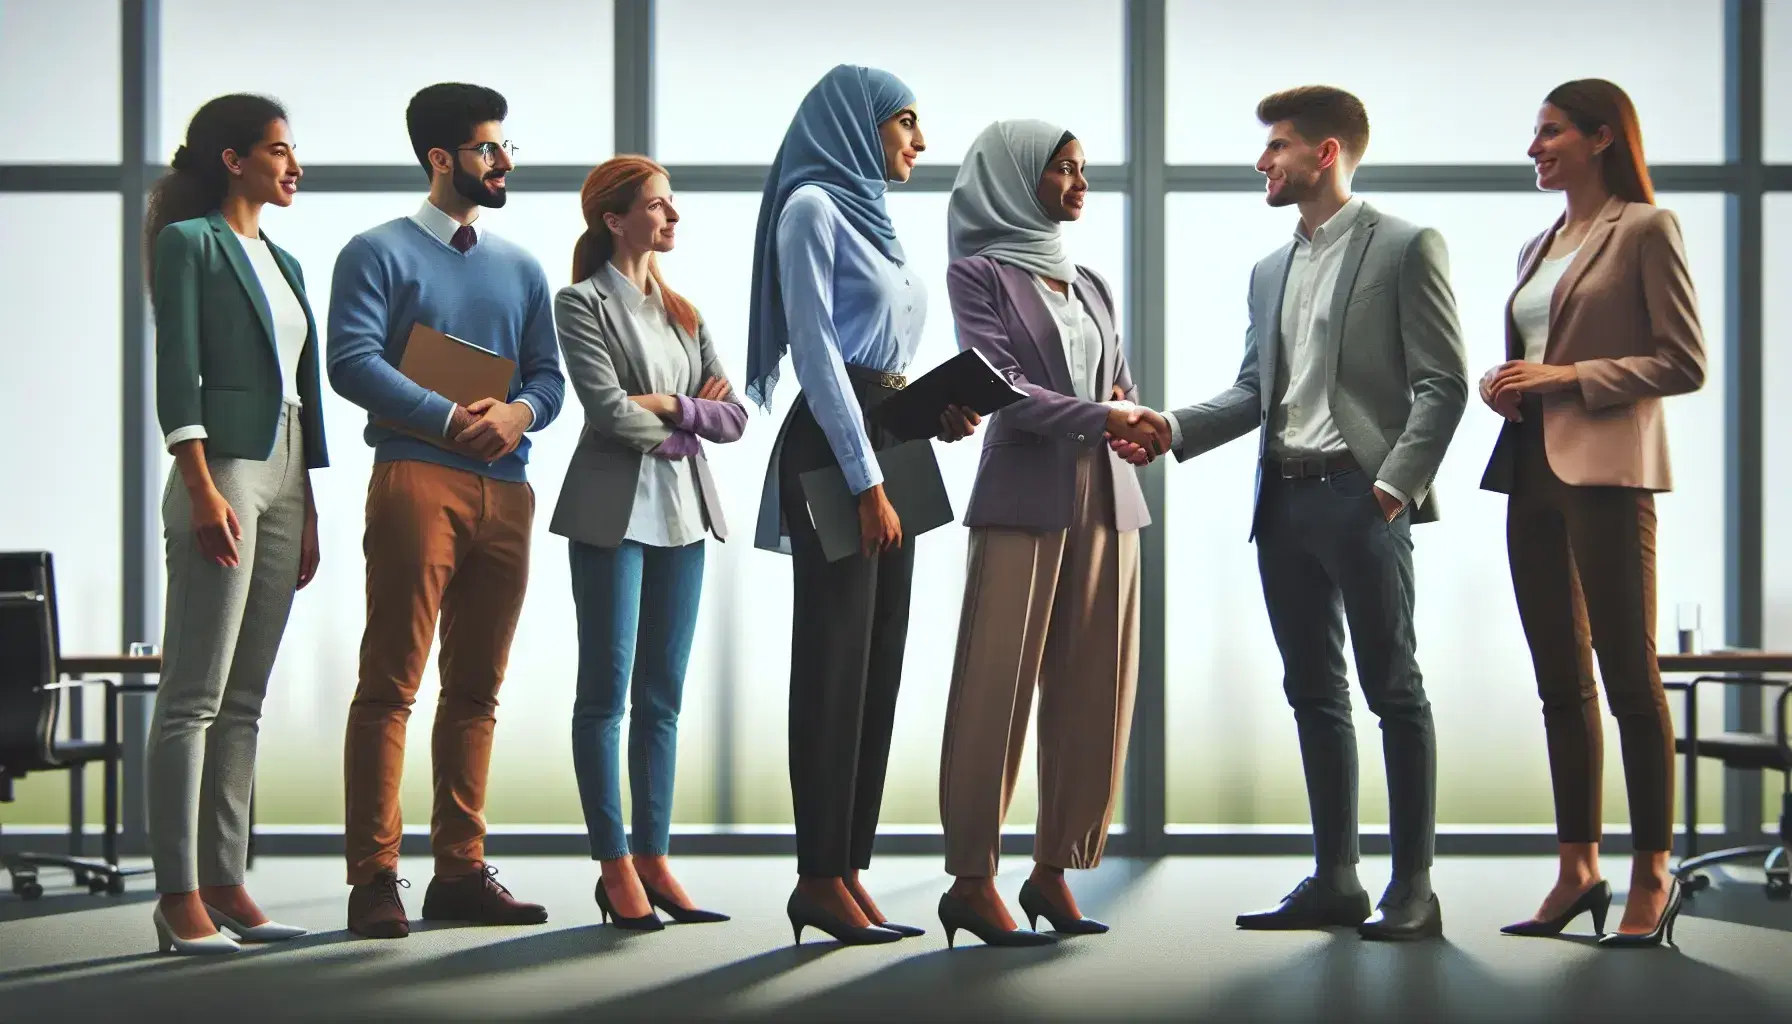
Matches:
[153,211,329,469]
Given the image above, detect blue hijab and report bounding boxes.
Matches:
[745,64,916,409]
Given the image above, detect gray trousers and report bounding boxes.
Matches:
[147,405,306,893]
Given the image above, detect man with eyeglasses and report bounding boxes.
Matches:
[326,82,565,939]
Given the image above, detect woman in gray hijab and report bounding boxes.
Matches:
[934,120,1164,948]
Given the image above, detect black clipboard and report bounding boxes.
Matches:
[871,348,1027,442]
[797,440,954,562]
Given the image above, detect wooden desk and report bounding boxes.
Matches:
[1655,650,1791,858]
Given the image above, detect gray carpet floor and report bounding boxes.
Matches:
[1,855,1789,1022]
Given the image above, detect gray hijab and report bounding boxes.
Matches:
[947,119,1077,284]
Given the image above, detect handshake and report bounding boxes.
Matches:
[1102,395,1174,466]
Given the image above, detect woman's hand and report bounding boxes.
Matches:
[857,484,903,557]
[1486,360,1578,404]
[697,376,732,403]
[627,393,679,420]
[1478,365,1523,423]
[189,483,242,568]
[937,404,980,442]
[298,483,320,589]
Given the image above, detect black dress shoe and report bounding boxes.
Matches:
[1236,877,1372,930]
[1018,879,1109,935]
[1358,883,1443,942]
[871,920,926,937]
[1598,880,1684,949]
[1501,880,1612,937]
[641,882,730,925]
[938,893,1057,949]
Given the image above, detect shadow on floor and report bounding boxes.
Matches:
[0,887,157,922]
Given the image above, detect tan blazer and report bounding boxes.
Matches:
[1480,196,1706,494]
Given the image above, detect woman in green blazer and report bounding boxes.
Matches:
[143,94,328,955]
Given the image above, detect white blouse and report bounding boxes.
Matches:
[1512,248,1579,364]
[1031,275,1101,402]
[605,263,707,548]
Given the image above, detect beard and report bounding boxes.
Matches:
[452,163,508,209]
[1266,167,1320,208]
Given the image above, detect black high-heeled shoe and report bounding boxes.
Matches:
[787,889,902,946]
[1500,879,1612,937]
[641,881,730,924]
[595,879,664,932]
[938,892,1057,949]
[1598,880,1684,948]
[1018,878,1110,935]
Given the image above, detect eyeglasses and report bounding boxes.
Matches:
[456,140,519,166]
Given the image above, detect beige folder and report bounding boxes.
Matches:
[376,323,517,449]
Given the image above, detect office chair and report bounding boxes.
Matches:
[0,551,151,899]
[1669,673,1792,900]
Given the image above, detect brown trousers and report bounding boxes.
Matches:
[940,452,1140,877]
[344,460,533,884]
[1506,410,1675,852]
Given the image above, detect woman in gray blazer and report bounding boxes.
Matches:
[553,156,745,931]
[936,121,1153,946]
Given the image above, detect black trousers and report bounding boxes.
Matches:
[778,389,915,878]
[1254,466,1437,878]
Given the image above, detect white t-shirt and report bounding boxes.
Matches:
[234,232,310,407]
[1031,275,1101,402]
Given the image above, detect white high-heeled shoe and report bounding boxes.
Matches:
[153,904,240,956]
[204,903,309,942]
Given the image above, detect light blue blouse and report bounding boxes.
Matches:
[776,183,927,494]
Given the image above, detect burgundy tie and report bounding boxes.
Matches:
[451,225,476,254]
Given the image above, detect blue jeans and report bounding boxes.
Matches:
[568,538,705,860]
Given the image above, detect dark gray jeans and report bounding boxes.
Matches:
[1254,467,1436,878]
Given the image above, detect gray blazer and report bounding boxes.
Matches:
[1170,201,1468,536]
[549,271,744,548]
[945,256,1149,532]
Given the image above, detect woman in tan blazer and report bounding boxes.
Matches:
[1478,79,1705,948]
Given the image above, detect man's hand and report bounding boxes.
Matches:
[1478,366,1524,422]
[627,393,680,421]
[697,377,732,403]
[455,397,532,460]
[298,487,320,589]
[857,484,903,557]
[1373,485,1404,523]
[1106,405,1171,459]
[937,404,981,443]
[1486,360,1578,403]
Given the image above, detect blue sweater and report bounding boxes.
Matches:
[326,217,565,482]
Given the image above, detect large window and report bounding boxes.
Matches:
[1164,0,1726,165]
[653,0,1126,166]
[0,195,124,823]
[0,1,120,163]
[1767,193,1792,826]
[160,0,615,166]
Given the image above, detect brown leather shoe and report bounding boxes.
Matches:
[347,873,411,939]
[420,864,548,926]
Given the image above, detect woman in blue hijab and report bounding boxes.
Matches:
[747,63,977,946]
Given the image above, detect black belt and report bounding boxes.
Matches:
[843,364,907,391]
[1264,451,1359,479]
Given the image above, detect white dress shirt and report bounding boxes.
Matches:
[409,200,538,437]
[1511,249,1578,364]
[1166,196,1406,505]
[163,231,309,450]
[1031,275,1101,402]
[605,263,707,548]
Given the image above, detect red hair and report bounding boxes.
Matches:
[572,155,700,336]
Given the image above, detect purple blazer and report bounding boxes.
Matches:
[947,256,1150,533]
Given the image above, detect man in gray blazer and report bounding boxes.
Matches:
[1116,86,1467,939]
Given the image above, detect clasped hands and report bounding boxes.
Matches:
[448,397,532,460]
[1102,386,1172,466]
[1477,360,1579,422]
